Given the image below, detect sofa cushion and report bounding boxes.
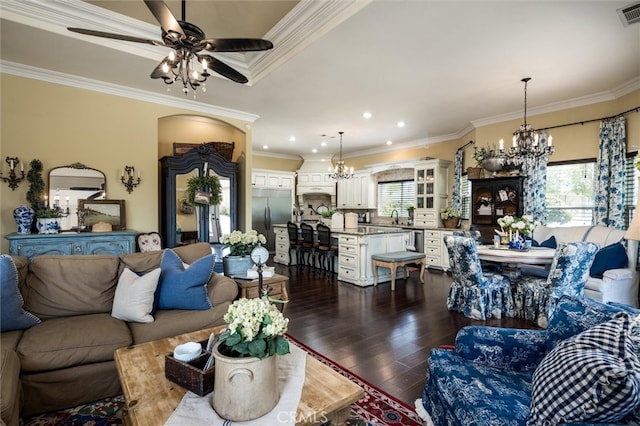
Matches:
[128,301,231,344]
[111,267,161,323]
[1,255,40,331]
[156,249,214,310]
[546,295,627,351]
[17,313,132,372]
[528,314,640,424]
[1,349,21,426]
[531,235,557,249]
[24,255,120,319]
[590,242,628,279]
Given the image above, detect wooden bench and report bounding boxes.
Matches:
[371,251,426,291]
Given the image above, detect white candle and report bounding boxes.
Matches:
[20,162,23,172]
[44,195,48,208]
[121,169,124,178]
[548,136,553,147]
[9,159,14,170]
[138,170,141,179]
[499,139,504,151]
[512,136,517,147]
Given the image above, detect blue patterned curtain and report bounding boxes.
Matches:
[451,149,463,213]
[522,131,550,223]
[593,117,626,229]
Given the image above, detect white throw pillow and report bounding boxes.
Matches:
[111,267,161,323]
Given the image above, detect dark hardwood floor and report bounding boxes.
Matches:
[275,264,538,406]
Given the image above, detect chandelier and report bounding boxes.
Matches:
[328,132,354,180]
[497,78,554,166]
[159,49,210,95]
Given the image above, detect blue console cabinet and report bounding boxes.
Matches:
[5,230,137,260]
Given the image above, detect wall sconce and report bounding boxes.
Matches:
[120,165,141,194]
[0,157,25,190]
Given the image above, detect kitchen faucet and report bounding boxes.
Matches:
[390,209,399,225]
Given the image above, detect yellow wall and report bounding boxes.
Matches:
[1,72,638,253]
[0,74,253,253]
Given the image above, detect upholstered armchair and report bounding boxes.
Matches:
[514,241,600,328]
[444,235,514,320]
[418,295,640,426]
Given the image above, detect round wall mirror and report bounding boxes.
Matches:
[49,163,106,230]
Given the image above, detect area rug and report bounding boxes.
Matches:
[21,338,421,426]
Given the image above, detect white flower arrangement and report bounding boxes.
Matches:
[440,206,460,220]
[218,298,290,359]
[497,215,540,237]
[220,229,267,256]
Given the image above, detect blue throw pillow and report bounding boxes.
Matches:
[156,249,214,310]
[532,235,557,248]
[1,255,41,331]
[589,242,628,279]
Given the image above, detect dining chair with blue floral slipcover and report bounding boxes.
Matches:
[444,235,514,320]
[514,241,600,328]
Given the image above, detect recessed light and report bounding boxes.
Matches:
[312,148,318,153]
[386,140,392,145]
[263,145,269,150]
[289,136,296,142]
[397,121,405,128]
[362,111,372,119]
[321,141,327,147]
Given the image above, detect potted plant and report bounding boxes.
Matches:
[439,206,461,229]
[213,297,290,420]
[320,209,335,225]
[467,147,485,179]
[185,174,222,206]
[219,229,267,276]
[35,207,62,234]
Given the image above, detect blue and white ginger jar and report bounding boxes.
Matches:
[13,205,34,234]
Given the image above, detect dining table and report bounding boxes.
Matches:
[476,245,556,280]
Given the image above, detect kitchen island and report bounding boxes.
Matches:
[273,223,415,287]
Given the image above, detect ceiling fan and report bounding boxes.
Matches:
[68,0,273,93]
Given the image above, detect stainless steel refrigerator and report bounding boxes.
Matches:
[251,187,293,253]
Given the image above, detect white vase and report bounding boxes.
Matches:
[212,342,279,421]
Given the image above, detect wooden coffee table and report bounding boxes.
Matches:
[114,327,364,425]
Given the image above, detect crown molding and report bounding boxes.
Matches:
[1,60,259,123]
[471,78,640,129]
[253,151,303,161]
[249,0,372,84]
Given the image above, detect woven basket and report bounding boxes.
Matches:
[442,217,460,229]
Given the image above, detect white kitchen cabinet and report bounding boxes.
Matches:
[337,171,376,209]
[422,228,453,271]
[252,169,294,189]
[337,230,410,286]
[414,159,451,228]
[297,172,334,186]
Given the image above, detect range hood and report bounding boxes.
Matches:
[296,156,337,205]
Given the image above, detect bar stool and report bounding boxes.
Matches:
[299,223,318,270]
[287,221,303,267]
[316,223,338,274]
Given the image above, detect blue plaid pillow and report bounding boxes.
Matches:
[528,314,640,425]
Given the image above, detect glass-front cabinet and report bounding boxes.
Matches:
[414,159,451,227]
[470,176,524,242]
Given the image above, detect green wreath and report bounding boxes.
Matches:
[185,174,222,206]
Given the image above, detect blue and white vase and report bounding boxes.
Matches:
[37,218,60,234]
[13,205,34,234]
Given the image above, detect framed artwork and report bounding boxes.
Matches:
[77,199,126,230]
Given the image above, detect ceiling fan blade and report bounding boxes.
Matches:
[200,55,248,84]
[144,0,185,39]
[68,28,164,46]
[200,38,273,52]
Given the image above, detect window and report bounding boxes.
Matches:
[625,152,639,227]
[545,161,596,226]
[377,180,415,217]
[460,174,471,219]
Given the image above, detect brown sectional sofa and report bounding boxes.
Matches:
[0,243,238,425]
